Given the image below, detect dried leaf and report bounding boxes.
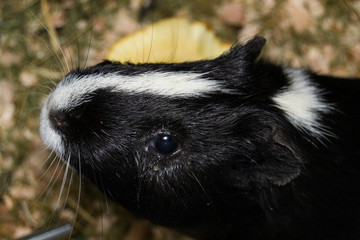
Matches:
[106,18,231,63]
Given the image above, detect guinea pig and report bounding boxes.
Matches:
[39,36,360,240]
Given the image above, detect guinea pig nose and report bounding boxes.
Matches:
[49,111,69,129]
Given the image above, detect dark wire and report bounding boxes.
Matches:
[17,223,73,240]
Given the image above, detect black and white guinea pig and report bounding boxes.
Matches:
[40,36,360,240]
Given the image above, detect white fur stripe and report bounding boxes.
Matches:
[40,97,65,156]
[273,68,332,137]
[48,72,227,110]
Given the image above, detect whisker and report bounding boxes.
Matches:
[98,176,110,215]
[25,63,63,86]
[44,75,58,88]
[53,168,74,228]
[38,149,57,180]
[67,45,75,71]
[44,162,65,202]
[37,155,63,200]
[60,168,74,217]
[67,169,75,201]
[73,20,80,70]
[27,91,50,98]
[146,22,154,63]
[83,2,94,69]
[67,152,82,240]
[189,171,211,202]
[92,130,101,139]
[39,143,55,156]
[189,171,224,228]
[57,153,72,208]
[22,58,61,90]
[23,14,66,77]
[38,0,71,73]
[169,19,180,61]
[41,37,67,78]
[100,129,110,137]
[98,196,105,240]
[38,82,53,92]
[88,154,109,238]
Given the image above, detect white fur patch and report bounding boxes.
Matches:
[48,71,226,110]
[40,97,65,156]
[272,68,333,137]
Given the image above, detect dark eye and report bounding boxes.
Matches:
[154,133,180,154]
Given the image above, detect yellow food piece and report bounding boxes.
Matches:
[106,18,231,63]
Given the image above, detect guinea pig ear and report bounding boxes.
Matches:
[234,36,266,62]
[222,36,266,63]
[204,36,266,82]
[231,123,303,189]
[263,129,302,186]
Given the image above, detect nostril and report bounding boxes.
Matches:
[54,116,67,126]
[49,111,69,129]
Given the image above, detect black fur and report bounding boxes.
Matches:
[42,37,360,240]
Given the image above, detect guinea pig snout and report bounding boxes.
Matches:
[49,111,70,129]
[48,107,85,133]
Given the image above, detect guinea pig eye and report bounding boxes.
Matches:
[151,133,180,155]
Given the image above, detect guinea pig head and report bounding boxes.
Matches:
[40,37,304,231]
